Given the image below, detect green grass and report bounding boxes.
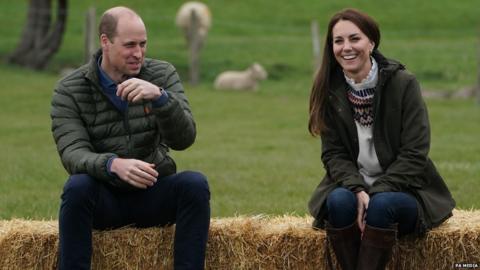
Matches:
[1,65,479,219]
[0,0,479,219]
[1,0,479,90]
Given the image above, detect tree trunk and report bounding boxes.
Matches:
[7,0,68,70]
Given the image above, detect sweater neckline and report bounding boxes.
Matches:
[344,57,378,91]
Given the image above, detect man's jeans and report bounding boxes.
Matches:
[58,171,210,270]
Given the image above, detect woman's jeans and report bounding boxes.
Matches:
[326,187,418,235]
[58,171,210,270]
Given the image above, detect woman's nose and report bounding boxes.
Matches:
[343,41,352,50]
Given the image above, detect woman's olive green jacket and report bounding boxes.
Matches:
[51,51,195,189]
[308,52,455,234]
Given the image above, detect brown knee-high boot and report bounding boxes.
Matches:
[357,224,397,270]
[326,222,361,270]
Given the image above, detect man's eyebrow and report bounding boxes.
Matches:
[122,40,147,45]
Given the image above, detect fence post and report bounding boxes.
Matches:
[187,10,201,85]
[311,20,321,77]
[84,6,97,63]
[476,26,480,105]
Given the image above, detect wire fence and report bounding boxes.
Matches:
[1,4,479,95]
[2,6,477,38]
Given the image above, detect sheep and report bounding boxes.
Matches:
[175,1,211,47]
[214,63,268,91]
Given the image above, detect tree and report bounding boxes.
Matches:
[8,0,68,70]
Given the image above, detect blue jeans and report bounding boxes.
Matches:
[58,171,210,270]
[326,187,418,235]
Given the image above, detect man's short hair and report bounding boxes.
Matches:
[98,12,118,41]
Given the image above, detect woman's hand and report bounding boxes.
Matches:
[356,190,370,233]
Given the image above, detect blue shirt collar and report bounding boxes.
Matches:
[97,56,117,92]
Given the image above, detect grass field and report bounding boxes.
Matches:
[0,0,479,219]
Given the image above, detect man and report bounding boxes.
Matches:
[51,6,210,269]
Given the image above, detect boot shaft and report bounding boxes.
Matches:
[357,224,397,270]
[326,222,361,270]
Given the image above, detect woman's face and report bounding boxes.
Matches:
[332,20,375,82]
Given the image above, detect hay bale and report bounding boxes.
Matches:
[0,220,175,270]
[0,210,478,269]
[390,209,480,269]
[0,220,58,269]
[207,215,327,269]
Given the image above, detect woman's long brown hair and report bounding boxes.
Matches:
[308,8,380,136]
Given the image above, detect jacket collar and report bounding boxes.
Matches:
[373,50,404,74]
[85,49,155,86]
[329,51,404,99]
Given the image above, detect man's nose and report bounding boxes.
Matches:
[132,46,142,58]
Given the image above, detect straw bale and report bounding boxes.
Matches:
[0,220,58,269]
[0,209,478,270]
[390,209,480,270]
[206,215,328,269]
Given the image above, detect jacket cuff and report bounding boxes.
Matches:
[369,183,396,195]
[343,177,367,192]
[152,88,169,108]
[106,155,118,176]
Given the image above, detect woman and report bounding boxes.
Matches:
[307,8,455,270]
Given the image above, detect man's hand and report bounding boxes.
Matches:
[110,158,159,189]
[356,190,370,234]
[117,78,162,103]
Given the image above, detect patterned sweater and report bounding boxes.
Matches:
[347,86,375,127]
[344,57,384,186]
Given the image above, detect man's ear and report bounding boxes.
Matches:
[100,34,109,50]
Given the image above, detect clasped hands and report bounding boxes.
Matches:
[356,190,370,234]
[116,78,163,103]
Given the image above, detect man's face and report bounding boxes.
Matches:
[101,16,147,82]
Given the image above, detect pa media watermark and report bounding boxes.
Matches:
[454,263,479,269]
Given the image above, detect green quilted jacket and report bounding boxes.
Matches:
[51,51,195,188]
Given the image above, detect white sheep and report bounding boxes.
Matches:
[175,1,211,46]
[214,63,268,91]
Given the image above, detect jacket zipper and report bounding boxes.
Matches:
[88,77,133,157]
[123,104,132,156]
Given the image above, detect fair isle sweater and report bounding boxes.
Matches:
[345,58,385,186]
